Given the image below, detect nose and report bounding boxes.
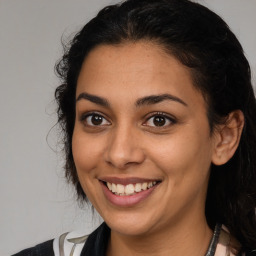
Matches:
[104,125,146,169]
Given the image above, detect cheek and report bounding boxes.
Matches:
[72,130,102,174]
[71,130,104,201]
[148,130,213,185]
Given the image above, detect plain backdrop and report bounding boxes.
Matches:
[0,0,255,255]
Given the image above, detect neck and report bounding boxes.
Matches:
[106,216,213,256]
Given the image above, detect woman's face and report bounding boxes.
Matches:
[73,42,217,236]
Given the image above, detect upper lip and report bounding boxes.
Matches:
[99,177,161,185]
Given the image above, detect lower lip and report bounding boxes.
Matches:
[100,182,159,207]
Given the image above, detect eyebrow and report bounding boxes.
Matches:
[136,94,188,107]
[76,92,187,108]
[76,92,110,107]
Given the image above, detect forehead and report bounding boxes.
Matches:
[76,41,206,110]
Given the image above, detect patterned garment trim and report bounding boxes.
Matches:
[53,231,88,256]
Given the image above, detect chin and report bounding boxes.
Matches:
[103,211,159,237]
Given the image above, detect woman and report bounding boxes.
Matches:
[14,0,256,255]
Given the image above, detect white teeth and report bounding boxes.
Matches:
[148,182,153,188]
[106,181,158,196]
[107,182,112,190]
[116,184,125,194]
[142,182,147,190]
[125,184,135,195]
[112,183,117,193]
[134,183,142,192]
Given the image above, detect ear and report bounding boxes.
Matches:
[211,110,244,166]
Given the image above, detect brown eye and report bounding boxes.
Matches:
[153,116,166,126]
[83,113,110,126]
[91,114,103,125]
[144,113,175,128]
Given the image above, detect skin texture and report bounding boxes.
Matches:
[72,42,244,256]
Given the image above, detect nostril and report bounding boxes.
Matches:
[104,148,146,169]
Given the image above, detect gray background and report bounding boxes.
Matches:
[0,0,255,255]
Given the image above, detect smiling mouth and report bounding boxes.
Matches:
[103,181,160,196]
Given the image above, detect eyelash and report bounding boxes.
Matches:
[79,111,176,128]
[143,112,176,128]
[80,112,111,127]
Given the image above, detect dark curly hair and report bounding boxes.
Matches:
[55,0,256,250]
